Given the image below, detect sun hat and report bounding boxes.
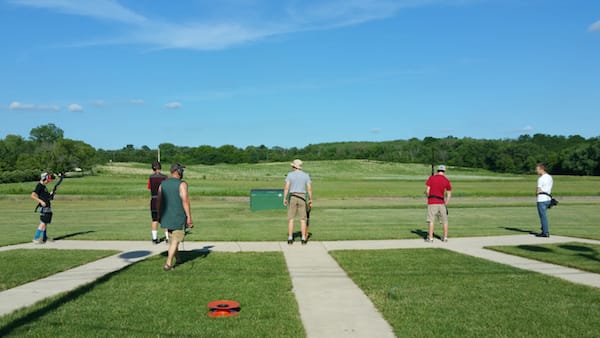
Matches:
[291,159,303,169]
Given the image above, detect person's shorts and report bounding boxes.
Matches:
[40,212,53,224]
[288,194,307,221]
[427,204,448,224]
[168,229,185,243]
[150,199,159,222]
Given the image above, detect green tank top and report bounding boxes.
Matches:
[160,178,187,230]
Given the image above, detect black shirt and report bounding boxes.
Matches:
[33,183,52,207]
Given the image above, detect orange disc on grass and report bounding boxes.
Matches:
[207,300,241,318]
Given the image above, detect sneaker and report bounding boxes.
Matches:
[163,264,173,271]
[32,239,43,244]
[152,239,160,245]
[425,237,434,243]
[301,239,307,245]
[165,238,169,244]
[443,238,448,243]
[287,239,294,245]
[535,233,550,238]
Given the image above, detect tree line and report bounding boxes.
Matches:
[1,124,599,183]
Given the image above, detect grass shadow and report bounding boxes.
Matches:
[159,246,213,268]
[0,262,132,336]
[411,229,441,240]
[516,245,553,253]
[559,244,595,253]
[53,230,96,241]
[503,227,536,234]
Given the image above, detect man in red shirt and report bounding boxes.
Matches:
[425,165,452,242]
[148,161,168,244]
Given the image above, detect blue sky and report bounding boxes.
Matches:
[1,0,599,150]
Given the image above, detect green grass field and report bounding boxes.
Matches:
[487,242,600,274]
[1,160,599,246]
[2,160,600,337]
[0,251,304,338]
[331,248,600,337]
[0,249,117,291]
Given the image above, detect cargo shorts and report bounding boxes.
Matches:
[427,204,448,224]
[288,194,307,221]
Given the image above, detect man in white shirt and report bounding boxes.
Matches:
[535,163,553,237]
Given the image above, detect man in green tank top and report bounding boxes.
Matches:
[157,163,194,271]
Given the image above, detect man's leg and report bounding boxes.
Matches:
[288,219,295,239]
[428,222,435,241]
[537,201,550,234]
[165,238,178,268]
[151,221,159,242]
[443,223,448,241]
[33,222,46,243]
[300,220,307,242]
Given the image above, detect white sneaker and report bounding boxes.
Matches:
[443,238,448,243]
[32,239,43,244]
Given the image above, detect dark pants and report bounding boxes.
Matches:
[537,201,551,234]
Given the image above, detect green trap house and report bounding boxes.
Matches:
[250,189,287,211]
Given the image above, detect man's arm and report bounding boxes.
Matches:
[31,192,46,207]
[425,186,431,197]
[283,181,290,206]
[445,190,452,204]
[179,182,193,228]
[307,183,313,207]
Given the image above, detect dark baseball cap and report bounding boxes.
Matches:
[170,163,185,173]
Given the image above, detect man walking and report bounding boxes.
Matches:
[148,161,168,244]
[31,173,55,244]
[425,165,452,242]
[535,163,553,237]
[283,159,313,245]
[157,163,193,271]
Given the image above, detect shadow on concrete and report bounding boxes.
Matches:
[411,229,441,240]
[119,250,153,260]
[53,230,96,241]
[516,245,553,253]
[502,227,536,234]
[292,231,313,241]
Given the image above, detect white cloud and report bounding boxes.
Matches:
[68,103,84,112]
[91,99,105,106]
[370,128,382,134]
[9,0,146,24]
[522,125,533,132]
[8,101,60,111]
[164,102,182,109]
[589,20,600,32]
[9,0,477,51]
[129,99,144,105]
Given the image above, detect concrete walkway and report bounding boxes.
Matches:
[2,234,600,337]
[283,242,395,338]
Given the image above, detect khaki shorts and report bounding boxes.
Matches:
[288,194,307,221]
[427,204,448,224]
[168,229,185,243]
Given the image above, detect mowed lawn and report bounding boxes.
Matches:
[0,252,304,338]
[331,248,600,337]
[488,242,600,274]
[0,249,117,291]
[1,160,599,246]
[2,196,600,246]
